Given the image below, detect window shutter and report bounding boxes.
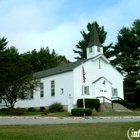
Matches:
[116,88,118,96]
[112,88,114,96]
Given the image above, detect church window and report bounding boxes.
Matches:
[84,86,89,95]
[99,59,101,69]
[103,80,105,84]
[61,88,63,94]
[30,91,34,99]
[82,86,89,95]
[97,46,100,52]
[51,80,55,96]
[112,88,118,96]
[89,47,92,53]
[40,83,44,98]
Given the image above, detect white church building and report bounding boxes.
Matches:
[15,23,124,112]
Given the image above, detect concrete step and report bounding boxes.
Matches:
[99,103,112,112]
[100,103,132,112]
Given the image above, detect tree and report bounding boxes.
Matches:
[110,19,140,103]
[0,62,40,109]
[0,37,8,63]
[73,21,112,60]
[135,85,140,107]
[20,47,70,72]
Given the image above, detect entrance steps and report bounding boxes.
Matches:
[100,102,132,112]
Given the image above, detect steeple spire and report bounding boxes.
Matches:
[87,22,102,48]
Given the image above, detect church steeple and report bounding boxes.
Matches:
[87,22,103,59]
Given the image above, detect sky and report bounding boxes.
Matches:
[0,0,140,61]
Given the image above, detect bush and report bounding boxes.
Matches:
[27,107,33,112]
[40,107,45,112]
[0,107,13,115]
[42,109,49,115]
[127,103,136,110]
[71,108,92,116]
[77,99,100,111]
[112,99,128,107]
[49,102,63,113]
[83,108,92,115]
[13,108,24,115]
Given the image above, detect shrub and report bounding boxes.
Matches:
[83,108,92,115]
[112,99,128,107]
[40,107,45,112]
[71,108,84,116]
[77,99,100,111]
[127,103,136,110]
[32,108,40,112]
[71,108,92,116]
[0,107,13,115]
[13,108,24,115]
[27,107,33,112]
[42,109,49,115]
[49,102,63,113]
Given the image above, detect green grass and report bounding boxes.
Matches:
[94,111,140,116]
[0,122,140,140]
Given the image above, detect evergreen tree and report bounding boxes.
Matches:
[0,37,8,63]
[111,19,140,103]
[73,21,112,60]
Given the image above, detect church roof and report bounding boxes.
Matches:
[32,57,90,79]
[87,22,102,48]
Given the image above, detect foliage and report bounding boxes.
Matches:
[42,109,49,115]
[112,99,128,107]
[135,85,140,107]
[20,47,70,72]
[110,19,140,103]
[13,107,24,115]
[71,108,92,116]
[127,103,137,110]
[0,62,40,109]
[77,98,100,111]
[40,107,45,112]
[0,107,13,115]
[49,102,64,113]
[27,107,34,112]
[73,21,113,60]
[0,37,8,63]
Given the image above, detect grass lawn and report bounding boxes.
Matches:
[94,111,140,116]
[0,122,140,140]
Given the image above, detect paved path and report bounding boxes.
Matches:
[0,116,140,125]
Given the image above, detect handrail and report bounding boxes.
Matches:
[111,97,123,100]
[96,96,113,110]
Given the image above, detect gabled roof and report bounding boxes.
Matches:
[87,22,102,48]
[92,76,112,85]
[33,58,89,79]
[91,54,109,64]
[32,54,123,79]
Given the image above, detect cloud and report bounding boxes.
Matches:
[0,0,140,62]
[97,0,140,45]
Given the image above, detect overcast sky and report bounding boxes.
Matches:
[0,0,140,61]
